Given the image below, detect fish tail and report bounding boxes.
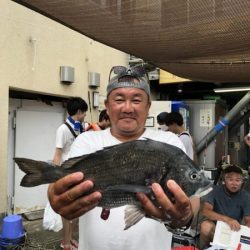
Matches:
[14,158,62,187]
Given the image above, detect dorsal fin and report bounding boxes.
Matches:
[61,155,88,169]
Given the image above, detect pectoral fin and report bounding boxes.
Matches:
[124,205,145,230]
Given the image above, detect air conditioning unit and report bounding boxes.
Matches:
[88,72,100,87]
[60,66,74,84]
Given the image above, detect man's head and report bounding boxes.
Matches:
[222,164,245,193]
[105,65,151,140]
[157,112,169,131]
[165,112,184,134]
[98,109,110,129]
[67,97,88,122]
[106,66,150,97]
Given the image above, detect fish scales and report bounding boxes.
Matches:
[94,142,168,207]
[81,142,156,207]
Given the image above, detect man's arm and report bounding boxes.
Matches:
[53,148,63,166]
[201,201,241,231]
[244,134,250,147]
[243,216,250,227]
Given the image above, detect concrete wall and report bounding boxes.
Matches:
[0,0,128,213]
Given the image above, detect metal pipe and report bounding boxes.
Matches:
[228,109,250,135]
[196,91,250,154]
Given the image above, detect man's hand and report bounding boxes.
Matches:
[48,172,102,220]
[225,217,241,231]
[137,180,193,229]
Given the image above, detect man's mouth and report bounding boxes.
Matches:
[120,116,136,120]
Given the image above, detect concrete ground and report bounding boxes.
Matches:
[0,212,78,250]
[22,217,64,250]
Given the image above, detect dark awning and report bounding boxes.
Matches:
[13,0,250,83]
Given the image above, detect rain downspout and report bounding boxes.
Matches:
[196,91,250,155]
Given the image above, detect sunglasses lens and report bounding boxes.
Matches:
[131,65,146,77]
[112,66,127,75]
[109,65,148,83]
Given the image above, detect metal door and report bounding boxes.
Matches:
[14,109,63,214]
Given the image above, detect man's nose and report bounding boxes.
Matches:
[122,101,133,112]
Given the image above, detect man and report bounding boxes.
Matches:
[53,97,88,250]
[86,109,110,131]
[165,112,194,160]
[199,164,250,249]
[156,112,169,131]
[48,65,194,250]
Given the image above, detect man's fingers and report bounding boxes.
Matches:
[53,172,84,195]
[48,172,102,219]
[137,180,193,228]
[137,192,164,219]
[59,191,102,219]
[151,183,173,208]
[62,180,95,203]
[166,180,189,205]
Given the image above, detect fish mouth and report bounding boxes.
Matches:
[193,181,213,198]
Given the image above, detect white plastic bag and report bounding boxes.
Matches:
[43,202,62,232]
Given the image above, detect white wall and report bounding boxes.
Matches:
[0,0,128,213]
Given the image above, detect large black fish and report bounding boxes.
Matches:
[15,139,211,229]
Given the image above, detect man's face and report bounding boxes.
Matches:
[224,172,243,193]
[105,87,151,138]
[77,111,86,123]
[100,119,111,129]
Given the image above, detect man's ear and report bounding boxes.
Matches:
[148,100,151,108]
[221,174,225,184]
[104,100,109,116]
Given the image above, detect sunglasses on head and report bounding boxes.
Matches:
[108,65,147,82]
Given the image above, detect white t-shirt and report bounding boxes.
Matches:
[68,128,185,250]
[179,131,194,160]
[55,123,76,163]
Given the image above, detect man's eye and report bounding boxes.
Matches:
[115,99,123,103]
[133,99,142,103]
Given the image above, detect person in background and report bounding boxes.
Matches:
[156,112,169,131]
[53,97,88,250]
[48,65,194,250]
[244,132,250,167]
[165,112,194,160]
[199,164,250,249]
[86,109,110,131]
[244,132,250,147]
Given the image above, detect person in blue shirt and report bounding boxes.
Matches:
[199,164,250,249]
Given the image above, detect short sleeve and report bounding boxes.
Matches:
[243,191,250,217]
[202,186,216,206]
[55,125,67,149]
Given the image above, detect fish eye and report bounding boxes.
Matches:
[190,172,199,180]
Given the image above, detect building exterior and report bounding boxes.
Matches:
[0,0,128,216]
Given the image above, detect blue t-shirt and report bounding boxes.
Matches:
[202,185,250,223]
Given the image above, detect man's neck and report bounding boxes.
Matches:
[110,128,146,142]
[177,126,185,135]
[71,114,79,122]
